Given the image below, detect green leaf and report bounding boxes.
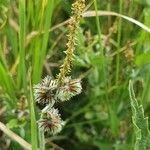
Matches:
[129,80,150,150]
[0,63,16,103]
[17,0,26,90]
[134,0,150,6]
[135,53,150,67]
[7,119,19,129]
[6,119,26,129]
[0,5,8,30]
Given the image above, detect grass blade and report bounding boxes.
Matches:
[32,0,54,83]
[82,10,150,33]
[17,0,26,89]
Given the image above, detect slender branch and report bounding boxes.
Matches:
[0,122,32,150]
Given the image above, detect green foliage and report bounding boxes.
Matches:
[17,0,26,90]
[0,5,8,30]
[0,0,150,149]
[129,81,150,150]
[135,53,150,67]
[7,118,26,129]
[32,0,55,84]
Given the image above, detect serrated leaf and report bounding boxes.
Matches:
[129,80,150,150]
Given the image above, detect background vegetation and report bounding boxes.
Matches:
[0,0,150,149]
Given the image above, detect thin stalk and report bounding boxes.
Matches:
[142,71,150,103]
[94,0,119,136]
[30,78,38,150]
[93,0,103,55]
[114,0,123,135]
[39,129,45,150]
[93,0,106,82]
[115,0,123,85]
[107,0,111,29]
[0,122,31,150]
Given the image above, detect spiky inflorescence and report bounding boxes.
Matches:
[57,0,85,86]
[38,107,64,134]
[33,0,85,135]
[56,77,82,101]
[33,76,57,106]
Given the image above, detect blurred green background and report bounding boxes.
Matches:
[0,0,150,149]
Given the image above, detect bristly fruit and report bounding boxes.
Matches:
[56,77,82,101]
[33,76,57,106]
[38,107,65,134]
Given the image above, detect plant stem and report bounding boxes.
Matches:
[94,0,119,137]
[142,70,150,103]
[30,78,38,150]
[93,0,103,55]
[115,0,123,85]
[39,129,45,150]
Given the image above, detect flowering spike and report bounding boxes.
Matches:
[57,0,85,86]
